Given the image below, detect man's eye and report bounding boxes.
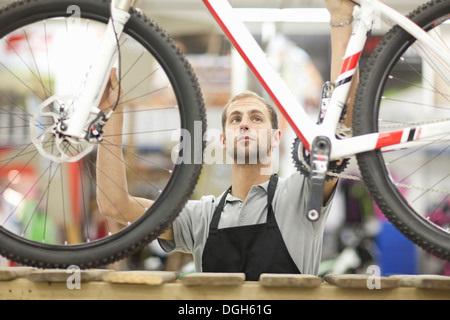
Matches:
[231,118,240,123]
[253,117,262,122]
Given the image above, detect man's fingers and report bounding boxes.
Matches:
[110,68,119,88]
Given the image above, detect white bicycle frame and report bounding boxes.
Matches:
[66,0,450,162]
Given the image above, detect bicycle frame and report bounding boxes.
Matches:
[68,0,450,161]
[203,0,450,161]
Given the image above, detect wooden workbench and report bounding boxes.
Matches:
[0,268,449,300]
[1,278,450,300]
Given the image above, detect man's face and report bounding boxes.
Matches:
[221,97,280,164]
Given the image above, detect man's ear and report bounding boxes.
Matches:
[271,129,281,149]
[220,132,226,150]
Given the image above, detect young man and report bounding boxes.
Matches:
[160,90,339,279]
[97,0,357,279]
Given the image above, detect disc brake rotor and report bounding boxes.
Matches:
[30,95,94,163]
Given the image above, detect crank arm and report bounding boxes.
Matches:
[306,137,331,221]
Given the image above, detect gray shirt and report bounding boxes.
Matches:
[159,171,334,275]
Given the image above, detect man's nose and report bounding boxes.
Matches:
[239,116,249,131]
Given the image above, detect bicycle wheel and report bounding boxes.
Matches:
[353,0,450,260]
[0,0,205,268]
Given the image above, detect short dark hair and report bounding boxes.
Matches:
[221,91,278,131]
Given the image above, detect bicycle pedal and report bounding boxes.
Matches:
[307,137,331,221]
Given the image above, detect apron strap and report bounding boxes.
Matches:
[267,174,278,205]
[266,174,278,225]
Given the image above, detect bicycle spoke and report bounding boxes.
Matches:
[102,139,173,173]
[381,96,449,110]
[83,155,136,228]
[0,60,45,100]
[21,161,60,241]
[43,20,53,95]
[98,139,166,196]
[103,127,178,138]
[22,27,52,99]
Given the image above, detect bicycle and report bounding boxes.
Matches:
[0,0,448,268]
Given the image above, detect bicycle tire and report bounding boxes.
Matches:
[0,0,205,268]
[353,0,450,260]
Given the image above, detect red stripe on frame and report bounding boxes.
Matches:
[202,0,310,151]
[375,130,404,149]
[339,51,362,75]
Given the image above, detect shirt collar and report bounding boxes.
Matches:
[223,177,271,203]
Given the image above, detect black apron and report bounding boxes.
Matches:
[202,174,300,281]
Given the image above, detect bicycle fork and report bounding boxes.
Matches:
[61,0,134,139]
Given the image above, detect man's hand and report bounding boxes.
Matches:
[99,68,122,112]
[325,0,356,20]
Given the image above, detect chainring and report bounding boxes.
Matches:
[291,137,349,181]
